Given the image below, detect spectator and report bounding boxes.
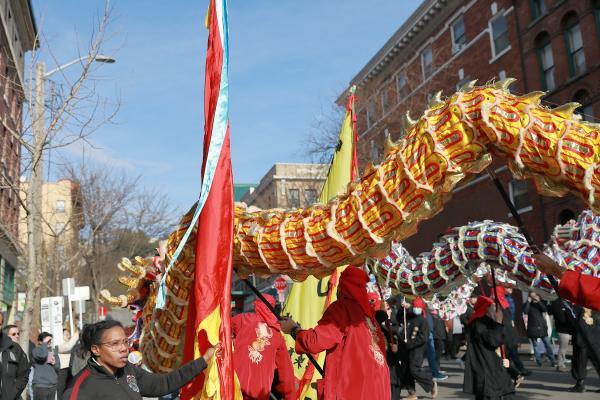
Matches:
[2,325,20,343]
[32,332,61,400]
[0,322,30,400]
[57,328,79,397]
[549,298,572,373]
[523,292,556,367]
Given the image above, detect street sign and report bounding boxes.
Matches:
[40,296,64,346]
[274,277,287,292]
[62,278,75,296]
[72,286,90,301]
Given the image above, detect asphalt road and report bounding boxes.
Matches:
[403,357,600,399]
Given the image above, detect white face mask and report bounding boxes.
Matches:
[412,308,422,316]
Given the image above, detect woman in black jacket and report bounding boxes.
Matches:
[523,292,556,367]
[62,320,218,400]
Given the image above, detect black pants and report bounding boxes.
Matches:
[33,386,57,400]
[406,360,433,394]
[434,339,444,368]
[57,368,70,397]
[506,345,525,372]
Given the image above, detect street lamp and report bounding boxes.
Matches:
[27,53,116,336]
[43,54,115,78]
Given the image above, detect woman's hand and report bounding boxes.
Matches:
[202,343,222,363]
[280,318,298,335]
[502,359,510,369]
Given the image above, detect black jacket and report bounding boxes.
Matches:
[432,315,447,341]
[0,333,30,400]
[63,356,207,400]
[403,314,429,367]
[550,299,573,334]
[523,300,549,338]
[463,316,515,398]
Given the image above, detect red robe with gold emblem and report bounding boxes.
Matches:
[232,295,296,400]
[559,270,600,312]
[294,267,390,400]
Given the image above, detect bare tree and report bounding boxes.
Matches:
[62,161,176,313]
[0,2,122,348]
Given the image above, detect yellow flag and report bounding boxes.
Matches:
[282,88,357,399]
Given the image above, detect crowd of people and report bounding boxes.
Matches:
[0,257,599,399]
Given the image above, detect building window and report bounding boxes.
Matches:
[509,180,531,213]
[563,13,586,77]
[535,32,555,91]
[55,222,65,233]
[595,0,600,39]
[396,73,408,100]
[304,189,317,206]
[287,189,300,208]
[366,100,376,128]
[529,0,546,20]
[490,14,509,57]
[451,15,466,53]
[573,90,594,122]
[421,47,433,79]
[381,88,390,115]
[55,200,66,213]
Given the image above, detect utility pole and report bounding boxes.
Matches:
[20,62,45,350]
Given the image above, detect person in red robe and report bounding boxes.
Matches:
[533,254,600,311]
[232,294,296,400]
[280,266,391,400]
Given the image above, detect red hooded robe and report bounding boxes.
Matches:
[558,270,600,312]
[232,294,296,400]
[294,267,391,400]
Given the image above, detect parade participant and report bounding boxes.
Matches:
[463,296,515,400]
[398,297,438,400]
[63,320,218,400]
[431,310,447,374]
[375,310,402,400]
[280,266,391,400]
[494,287,530,377]
[523,292,556,367]
[567,306,600,393]
[231,293,295,400]
[0,323,29,400]
[533,254,600,311]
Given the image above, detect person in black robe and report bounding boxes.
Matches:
[397,297,437,400]
[375,310,402,399]
[463,296,515,400]
[431,310,447,369]
[568,305,600,393]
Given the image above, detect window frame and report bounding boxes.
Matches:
[366,100,376,129]
[287,188,300,209]
[396,73,408,101]
[508,180,532,215]
[529,0,547,21]
[304,189,317,206]
[563,17,586,78]
[421,46,433,80]
[535,34,555,91]
[451,15,466,53]
[489,13,510,59]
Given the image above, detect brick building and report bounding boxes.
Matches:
[240,163,328,209]
[0,0,36,316]
[341,0,599,257]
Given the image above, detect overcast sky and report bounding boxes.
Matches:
[31,1,420,210]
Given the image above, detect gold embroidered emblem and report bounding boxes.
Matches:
[248,322,273,364]
[365,318,385,367]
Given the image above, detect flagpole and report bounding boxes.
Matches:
[241,278,325,376]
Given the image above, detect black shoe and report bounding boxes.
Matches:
[568,384,585,393]
[520,369,532,376]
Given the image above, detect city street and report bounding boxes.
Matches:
[409,358,600,399]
